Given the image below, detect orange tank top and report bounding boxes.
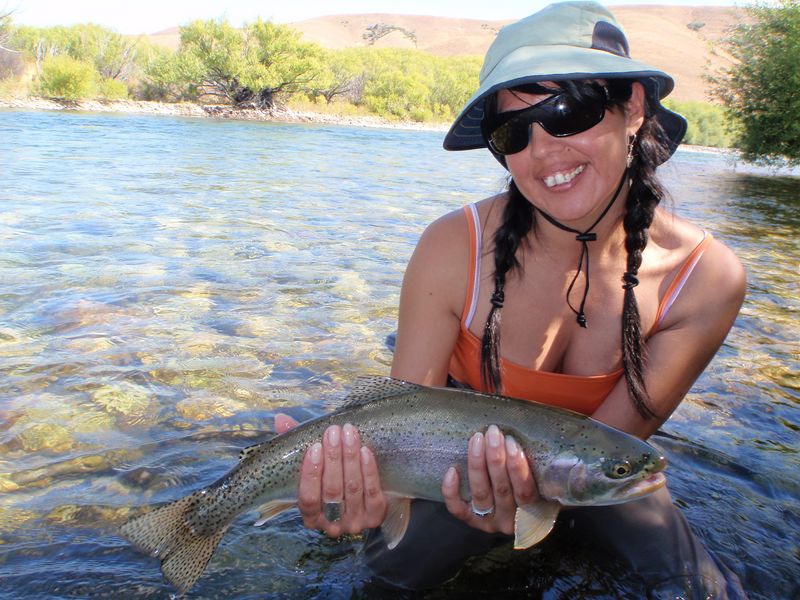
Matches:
[448,204,713,415]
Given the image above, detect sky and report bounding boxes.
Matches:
[6,0,746,35]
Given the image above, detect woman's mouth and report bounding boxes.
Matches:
[543,165,584,188]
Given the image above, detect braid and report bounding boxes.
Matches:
[480,180,533,392]
[621,109,671,419]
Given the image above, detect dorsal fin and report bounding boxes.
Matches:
[340,377,425,409]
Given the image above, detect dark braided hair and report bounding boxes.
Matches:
[480,79,671,419]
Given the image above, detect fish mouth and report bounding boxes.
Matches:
[625,472,667,498]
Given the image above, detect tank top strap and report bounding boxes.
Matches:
[651,231,713,334]
[460,204,483,328]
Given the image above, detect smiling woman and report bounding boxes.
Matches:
[290,2,748,598]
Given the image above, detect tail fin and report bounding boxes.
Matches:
[120,491,229,593]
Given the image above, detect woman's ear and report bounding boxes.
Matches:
[626,82,646,136]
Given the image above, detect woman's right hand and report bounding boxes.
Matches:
[277,415,388,538]
[441,425,539,535]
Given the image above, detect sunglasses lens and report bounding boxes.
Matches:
[488,117,531,155]
[485,89,606,155]
[541,95,605,137]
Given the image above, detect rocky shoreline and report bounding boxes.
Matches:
[2,96,744,159]
[0,96,449,132]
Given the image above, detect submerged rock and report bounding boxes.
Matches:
[91,381,153,418]
[15,423,76,453]
[176,392,248,421]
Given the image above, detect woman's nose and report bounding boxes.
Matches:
[527,122,562,158]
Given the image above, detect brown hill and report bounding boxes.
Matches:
[148,6,743,103]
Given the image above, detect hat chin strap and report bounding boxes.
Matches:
[533,170,628,328]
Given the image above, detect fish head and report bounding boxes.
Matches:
[536,446,667,506]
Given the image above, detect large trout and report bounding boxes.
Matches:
[121,377,666,592]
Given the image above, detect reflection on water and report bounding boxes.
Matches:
[0,110,798,599]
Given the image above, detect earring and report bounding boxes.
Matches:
[626,134,637,168]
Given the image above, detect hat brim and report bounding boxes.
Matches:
[443,45,687,162]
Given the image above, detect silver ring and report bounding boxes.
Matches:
[323,501,343,522]
[470,500,495,518]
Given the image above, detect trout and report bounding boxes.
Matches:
[121,377,667,592]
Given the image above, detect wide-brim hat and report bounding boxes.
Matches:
[443,1,687,162]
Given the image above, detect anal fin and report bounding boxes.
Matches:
[381,496,412,549]
[513,501,560,549]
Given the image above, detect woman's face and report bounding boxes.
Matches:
[498,82,645,227]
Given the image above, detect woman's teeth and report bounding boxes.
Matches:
[543,165,584,188]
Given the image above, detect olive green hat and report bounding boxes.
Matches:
[443,1,687,160]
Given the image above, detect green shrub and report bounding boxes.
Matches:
[711,1,800,165]
[39,55,96,100]
[97,77,129,100]
[664,99,737,148]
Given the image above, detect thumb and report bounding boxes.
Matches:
[275,413,300,433]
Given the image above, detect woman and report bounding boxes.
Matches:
[283,2,747,596]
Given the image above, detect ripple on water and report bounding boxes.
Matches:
[0,111,797,598]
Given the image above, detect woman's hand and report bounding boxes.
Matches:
[441,425,539,534]
[276,415,387,538]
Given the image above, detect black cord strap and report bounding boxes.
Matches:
[535,171,628,328]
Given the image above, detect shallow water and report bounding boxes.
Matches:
[0,109,797,599]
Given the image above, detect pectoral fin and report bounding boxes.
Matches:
[253,500,296,527]
[381,496,412,549]
[513,501,560,549]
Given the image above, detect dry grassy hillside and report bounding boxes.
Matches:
[148,5,743,103]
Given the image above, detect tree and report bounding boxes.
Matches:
[362,23,417,47]
[11,23,138,83]
[68,24,139,81]
[308,50,365,104]
[177,19,248,103]
[0,8,25,79]
[140,45,198,101]
[175,19,324,108]
[712,0,800,165]
[0,8,12,50]
[240,20,324,108]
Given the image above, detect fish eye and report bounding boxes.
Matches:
[606,460,632,479]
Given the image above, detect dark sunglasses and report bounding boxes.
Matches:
[482,84,610,155]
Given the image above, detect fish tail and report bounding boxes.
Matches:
[120,491,228,593]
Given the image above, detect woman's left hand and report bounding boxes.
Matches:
[441,424,539,534]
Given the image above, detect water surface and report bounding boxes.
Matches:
[0,109,798,599]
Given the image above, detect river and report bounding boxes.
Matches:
[0,109,797,599]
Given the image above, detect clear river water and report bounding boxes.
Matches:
[0,109,798,599]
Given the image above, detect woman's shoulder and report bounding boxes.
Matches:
[651,209,744,274]
[418,193,507,248]
[651,209,746,330]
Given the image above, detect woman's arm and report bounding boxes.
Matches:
[390,210,470,385]
[592,238,747,438]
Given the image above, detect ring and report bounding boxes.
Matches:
[470,500,495,518]
[323,501,343,522]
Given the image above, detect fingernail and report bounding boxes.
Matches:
[360,446,371,466]
[470,432,484,457]
[327,426,340,447]
[486,425,502,448]
[444,466,457,487]
[505,435,520,457]
[343,423,356,447]
[310,442,322,465]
